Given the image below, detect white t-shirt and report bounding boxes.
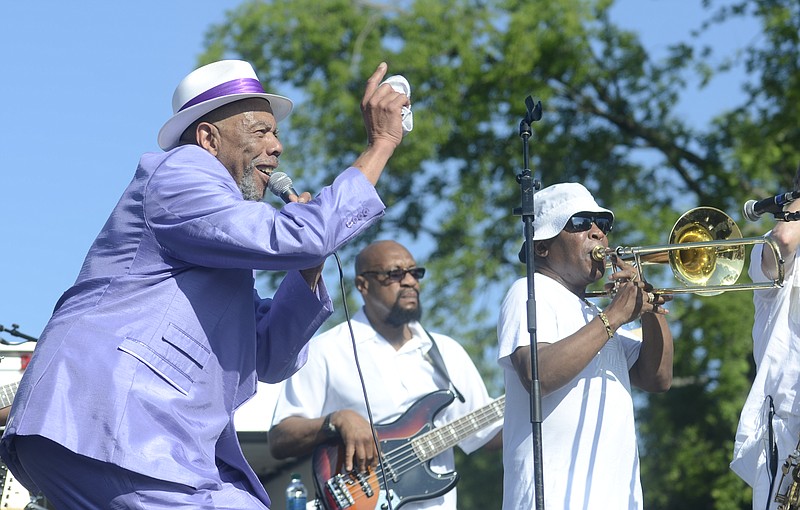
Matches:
[497,273,644,510]
[731,244,800,490]
[272,309,502,510]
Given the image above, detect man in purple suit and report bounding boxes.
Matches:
[0,59,408,509]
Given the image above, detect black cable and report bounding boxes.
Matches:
[766,396,777,510]
[332,252,395,510]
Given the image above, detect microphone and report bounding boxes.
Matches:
[267,172,299,203]
[742,190,800,221]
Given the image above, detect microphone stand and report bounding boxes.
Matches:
[0,324,39,344]
[776,211,800,222]
[513,95,544,510]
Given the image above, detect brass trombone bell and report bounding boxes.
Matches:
[587,206,784,296]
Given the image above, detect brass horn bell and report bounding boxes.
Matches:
[587,206,783,296]
[668,207,745,294]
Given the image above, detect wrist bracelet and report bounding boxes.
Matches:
[597,312,614,339]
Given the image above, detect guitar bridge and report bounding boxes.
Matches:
[325,473,356,509]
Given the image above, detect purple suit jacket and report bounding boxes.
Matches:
[0,145,385,506]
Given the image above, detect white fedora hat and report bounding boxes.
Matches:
[157,60,293,151]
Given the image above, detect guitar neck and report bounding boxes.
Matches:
[0,381,19,409]
[411,395,505,462]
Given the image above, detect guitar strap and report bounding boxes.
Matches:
[422,329,465,403]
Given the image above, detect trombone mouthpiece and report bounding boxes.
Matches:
[591,245,607,262]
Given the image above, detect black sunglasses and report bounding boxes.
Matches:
[360,267,426,282]
[564,213,613,235]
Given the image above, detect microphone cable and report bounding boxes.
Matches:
[268,175,394,508]
[332,251,395,510]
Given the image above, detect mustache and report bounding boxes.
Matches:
[397,288,419,299]
[252,156,279,168]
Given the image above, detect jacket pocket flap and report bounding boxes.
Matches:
[118,338,194,395]
[162,323,211,368]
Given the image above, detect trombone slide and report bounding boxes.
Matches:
[586,235,784,297]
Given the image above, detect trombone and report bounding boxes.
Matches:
[585,207,785,297]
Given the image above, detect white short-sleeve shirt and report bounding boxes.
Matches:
[272,309,502,510]
[498,273,643,510]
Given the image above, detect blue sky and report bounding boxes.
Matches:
[1,2,242,341]
[0,1,759,342]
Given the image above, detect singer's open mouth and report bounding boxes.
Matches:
[253,156,279,177]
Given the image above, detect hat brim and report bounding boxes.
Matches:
[157,92,293,151]
[532,207,614,241]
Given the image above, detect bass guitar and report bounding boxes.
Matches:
[312,390,504,510]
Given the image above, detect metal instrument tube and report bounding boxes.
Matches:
[583,236,784,298]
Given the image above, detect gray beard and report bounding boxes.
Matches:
[385,301,423,327]
[238,164,265,202]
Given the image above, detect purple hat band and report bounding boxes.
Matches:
[178,78,266,112]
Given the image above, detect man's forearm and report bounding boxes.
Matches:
[268,415,328,459]
[631,313,673,392]
[351,140,397,185]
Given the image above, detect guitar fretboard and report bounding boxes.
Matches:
[411,395,505,461]
[0,382,19,409]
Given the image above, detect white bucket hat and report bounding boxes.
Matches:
[532,182,613,241]
[157,60,293,151]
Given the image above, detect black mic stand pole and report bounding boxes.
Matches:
[513,96,544,510]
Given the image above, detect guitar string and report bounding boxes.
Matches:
[385,396,506,462]
[336,398,505,505]
[346,401,504,504]
[380,398,505,474]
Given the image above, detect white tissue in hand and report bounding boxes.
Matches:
[383,74,411,96]
[381,74,413,135]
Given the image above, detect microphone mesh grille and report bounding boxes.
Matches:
[268,172,294,197]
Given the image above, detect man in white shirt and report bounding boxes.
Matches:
[731,168,800,510]
[497,182,673,510]
[269,240,502,510]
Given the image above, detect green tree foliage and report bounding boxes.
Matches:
[200,1,800,508]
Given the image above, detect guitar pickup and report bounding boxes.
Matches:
[377,458,399,483]
[353,471,374,497]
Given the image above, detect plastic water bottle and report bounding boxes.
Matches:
[285,473,308,510]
